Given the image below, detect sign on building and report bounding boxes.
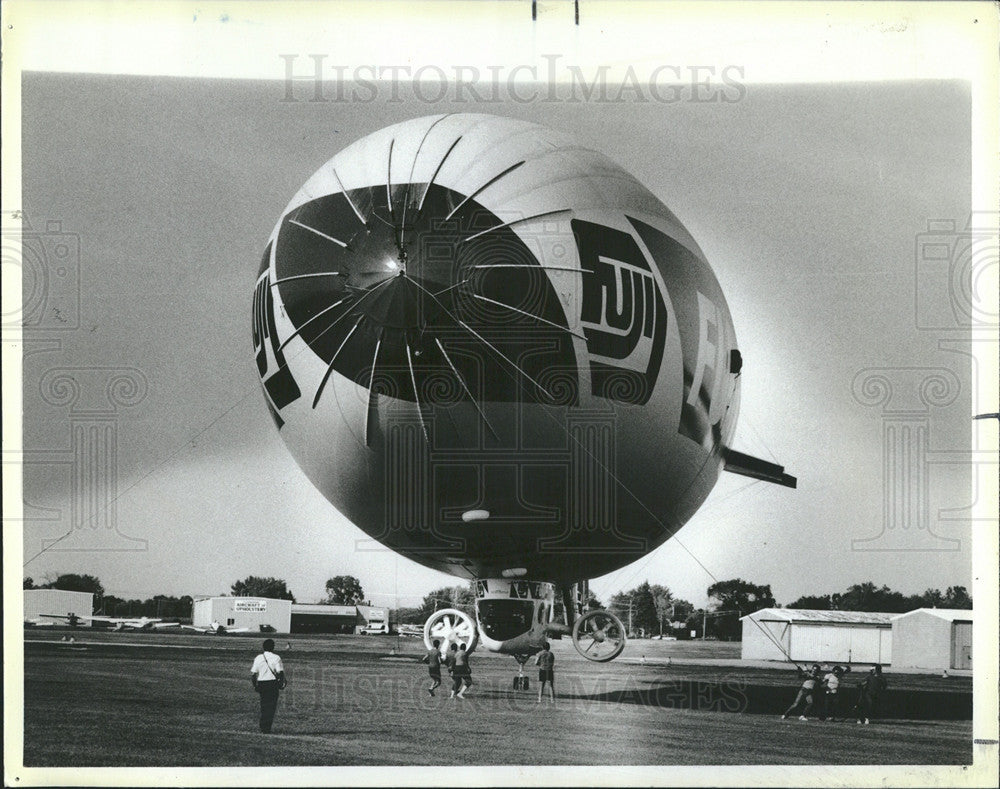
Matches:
[234,599,267,612]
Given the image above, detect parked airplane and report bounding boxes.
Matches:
[181,621,251,635]
[39,613,180,630]
[253,113,795,670]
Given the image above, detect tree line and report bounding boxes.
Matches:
[603,579,972,641]
[26,572,972,639]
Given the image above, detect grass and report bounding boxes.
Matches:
[22,633,972,767]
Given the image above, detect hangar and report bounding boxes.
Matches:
[24,589,94,625]
[741,608,893,664]
[193,597,292,633]
[290,603,358,634]
[891,608,973,671]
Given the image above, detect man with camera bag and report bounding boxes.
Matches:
[250,638,287,733]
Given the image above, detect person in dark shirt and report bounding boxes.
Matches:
[535,642,555,703]
[445,643,460,698]
[453,643,473,698]
[421,639,443,696]
[854,664,888,724]
[781,664,822,720]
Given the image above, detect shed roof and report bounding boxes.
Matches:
[890,607,974,623]
[742,608,895,625]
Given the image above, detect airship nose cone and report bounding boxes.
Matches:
[360,274,435,330]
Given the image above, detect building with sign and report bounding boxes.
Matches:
[355,605,389,633]
[740,608,894,664]
[891,608,974,671]
[192,597,292,633]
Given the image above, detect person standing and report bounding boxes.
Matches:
[854,664,887,724]
[250,638,286,733]
[445,643,460,698]
[821,665,849,721]
[536,642,555,703]
[454,643,473,698]
[781,664,821,721]
[422,639,444,696]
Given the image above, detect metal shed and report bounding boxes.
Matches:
[740,608,894,664]
[891,608,973,670]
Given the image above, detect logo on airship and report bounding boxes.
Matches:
[572,219,667,406]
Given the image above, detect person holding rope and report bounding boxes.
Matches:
[819,665,850,721]
[781,664,822,721]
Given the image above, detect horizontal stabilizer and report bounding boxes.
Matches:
[722,448,797,488]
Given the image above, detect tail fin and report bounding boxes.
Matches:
[722,448,797,488]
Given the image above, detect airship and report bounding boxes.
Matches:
[252,113,795,666]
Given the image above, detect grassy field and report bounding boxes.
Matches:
[22,633,973,767]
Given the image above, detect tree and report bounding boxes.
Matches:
[608,591,633,630]
[650,584,674,635]
[787,594,833,610]
[706,579,775,640]
[671,598,695,623]
[231,576,295,602]
[44,573,105,598]
[23,577,36,589]
[832,582,909,613]
[324,575,364,605]
[631,582,659,635]
[416,585,475,620]
[943,586,972,609]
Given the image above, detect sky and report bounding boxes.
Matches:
[17,72,987,609]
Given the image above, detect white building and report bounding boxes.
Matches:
[193,597,292,633]
[741,608,893,664]
[891,608,973,670]
[355,605,389,633]
[24,589,94,625]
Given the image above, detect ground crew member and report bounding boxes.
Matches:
[454,643,473,698]
[536,641,555,703]
[422,639,444,696]
[781,664,822,720]
[445,643,460,698]
[820,665,849,721]
[250,638,286,733]
[854,664,888,724]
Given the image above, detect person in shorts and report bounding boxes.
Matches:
[536,641,555,703]
[422,639,444,696]
[781,664,821,721]
[453,643,473,698]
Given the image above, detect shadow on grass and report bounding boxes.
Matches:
[557,679,972,720]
